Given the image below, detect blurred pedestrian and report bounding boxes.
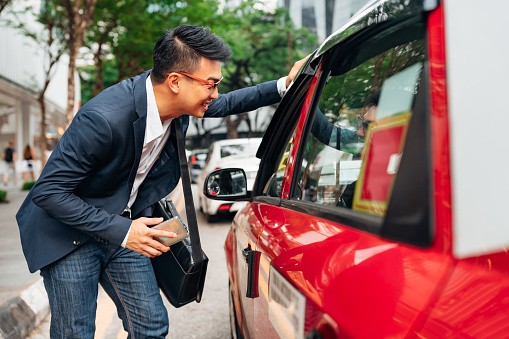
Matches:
[23,144,36,182]
[3,140,16,186]
[16,24,303,339]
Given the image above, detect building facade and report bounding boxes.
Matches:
[278,0,369,42]
[0,0,78,178]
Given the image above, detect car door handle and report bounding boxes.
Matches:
[242,247,251,263]
[243,247,260,298]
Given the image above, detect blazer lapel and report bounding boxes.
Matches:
[127,72,150,191]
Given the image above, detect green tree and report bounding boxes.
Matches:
[82,0,121,97]
[79,0,315,140]
[61,0,97,126]
[80,0,216,103]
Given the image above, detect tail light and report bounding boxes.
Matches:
[218,204,232,211]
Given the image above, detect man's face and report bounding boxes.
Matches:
[356,105,378,137]
[177,57,222,119]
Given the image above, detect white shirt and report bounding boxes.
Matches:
[121,75,172,247]
[121,75,290,247]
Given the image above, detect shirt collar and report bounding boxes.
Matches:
[144,75,163,145]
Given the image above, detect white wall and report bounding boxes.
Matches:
[0,0,73,113]
[445,0,509,258]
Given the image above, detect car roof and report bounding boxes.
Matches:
[308,0,438,66]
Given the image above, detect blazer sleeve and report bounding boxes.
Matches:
[30,110,131,247]
[204,80,281,118]
[312,108,359,150]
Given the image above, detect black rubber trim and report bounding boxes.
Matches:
[281,200,382,235]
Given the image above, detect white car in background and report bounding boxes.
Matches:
[197,138,261,222]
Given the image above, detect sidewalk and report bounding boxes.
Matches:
[0,185,49,339]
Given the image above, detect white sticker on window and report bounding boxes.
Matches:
[386,153,402,175]
[268,266,306,339]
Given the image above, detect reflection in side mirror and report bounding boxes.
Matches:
[204,168,249,199]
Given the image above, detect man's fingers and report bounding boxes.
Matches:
[150,229,178,239]
[293,55,310,69]
[286,55,311,87]
[126,220,175,257]
[127,239,169,257]
[140,247,163,258]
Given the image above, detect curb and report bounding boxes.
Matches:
[0,279,49,339]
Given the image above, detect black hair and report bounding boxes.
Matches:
[152,25,232,84]
[366,90,380,107]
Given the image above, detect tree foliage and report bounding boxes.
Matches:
[196,0,316,139]
[78,0,315,139]
[80,0,223,103]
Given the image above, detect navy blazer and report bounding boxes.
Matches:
[16,71,281,273]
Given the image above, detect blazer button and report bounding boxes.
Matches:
[73,240,81,246]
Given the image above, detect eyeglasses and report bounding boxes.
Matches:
[357,114,372,135]
[168,72,223,91]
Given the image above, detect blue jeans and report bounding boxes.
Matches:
[40,241,168,339]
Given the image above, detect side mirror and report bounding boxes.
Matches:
[203,168,251,201]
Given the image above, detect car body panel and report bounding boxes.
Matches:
[417,258,509,338]
[427,4,453,255]
[239,201,453,338]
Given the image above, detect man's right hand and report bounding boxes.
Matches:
[125,217,177,258]
[286,55,311,88]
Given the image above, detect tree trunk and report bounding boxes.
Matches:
[65,42,77,125]
[64,0,97,126]
[226,116,239,139]
[226,113,248,139]
[93,43,104,97]
[37,95,47,169]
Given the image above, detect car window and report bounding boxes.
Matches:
[220,143,259,158]
[262,132,296,197]
[294,39,425,217]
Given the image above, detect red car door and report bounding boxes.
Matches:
[247,6,454,338]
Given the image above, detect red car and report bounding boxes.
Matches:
[204,0,509,337]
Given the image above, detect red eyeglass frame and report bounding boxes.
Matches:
[167,72,223,89]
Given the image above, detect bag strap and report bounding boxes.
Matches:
[174,118,203,264]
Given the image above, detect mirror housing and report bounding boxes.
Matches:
[203,168,252,201]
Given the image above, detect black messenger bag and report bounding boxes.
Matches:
[150,119,208,308]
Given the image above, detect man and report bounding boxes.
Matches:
[340,91,379,208]
[3,140,16,186]
[17,25,302,338]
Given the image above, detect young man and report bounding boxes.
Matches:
[17,25,302,338]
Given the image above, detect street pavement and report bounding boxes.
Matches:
[1,182,231,339]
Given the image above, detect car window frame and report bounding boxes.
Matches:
[252,73,316,206]
[282,15,434,246]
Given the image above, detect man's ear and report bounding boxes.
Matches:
[167,73,180,93]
